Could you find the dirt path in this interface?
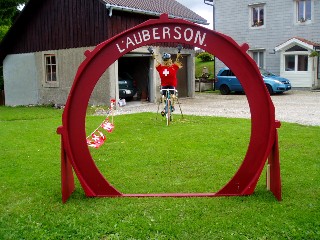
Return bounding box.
[113,90,320,126]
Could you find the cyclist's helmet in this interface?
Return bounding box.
[162,53,171,61]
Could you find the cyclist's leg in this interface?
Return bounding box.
[160,87,166,116]
[169,87,176,112]
[160,88,165,103]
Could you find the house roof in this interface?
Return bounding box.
[102,0,208,25]
[275,37,320,51]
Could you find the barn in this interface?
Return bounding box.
[0,0,208,106]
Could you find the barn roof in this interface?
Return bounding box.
[102,0,208,25]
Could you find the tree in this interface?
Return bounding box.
[0,0,28,90]
[0,0,28,26]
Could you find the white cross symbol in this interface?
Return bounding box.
[163,69,170,76]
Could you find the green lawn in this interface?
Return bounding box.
[0,106,319,239]
[195,57,215,79]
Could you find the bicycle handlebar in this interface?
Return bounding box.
[160,88,178,92]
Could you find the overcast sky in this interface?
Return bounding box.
[175,0,214,29]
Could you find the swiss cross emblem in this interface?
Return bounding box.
[163,69,170,76]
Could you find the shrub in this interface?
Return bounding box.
[197,52,214,62]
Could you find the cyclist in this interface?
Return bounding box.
[155,52,182,94]
[154,52,182,116]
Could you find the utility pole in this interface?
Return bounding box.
[204,0,216,90]
[204,0,215,30]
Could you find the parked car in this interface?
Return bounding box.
[118,72,137,99]
[215,67,292,95]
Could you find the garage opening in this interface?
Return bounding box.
[118,52,189,102]
[118,54,150,101]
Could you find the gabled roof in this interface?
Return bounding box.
[275,37,320,51]
[102,0,208,25]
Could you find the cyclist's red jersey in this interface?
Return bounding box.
[156,63,180,87]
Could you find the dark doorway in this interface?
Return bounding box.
[172,54,188,97]
[0,90,4,105]
[118,56,150,101]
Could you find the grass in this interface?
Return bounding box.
[195,57,215,79]
[0,106,319,239]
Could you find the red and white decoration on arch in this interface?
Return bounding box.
[86,99,116,149]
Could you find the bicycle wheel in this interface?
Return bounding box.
[166,99,171,126]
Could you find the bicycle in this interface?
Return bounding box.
[162,88,176,125]
[157,88,184,126]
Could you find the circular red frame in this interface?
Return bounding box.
[58,14,279,199]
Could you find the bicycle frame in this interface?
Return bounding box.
[161,88,177,126]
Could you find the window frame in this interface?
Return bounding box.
[248,49,265,69]
[249,3,266,29]
[295,0,312,24]
[283,52,309,72]
[252,50,265,69]
[43,52,59,88]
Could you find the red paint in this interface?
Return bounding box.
[57,14,281,202]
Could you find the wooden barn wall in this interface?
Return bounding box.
[8,0,193,55]
[11,0,109,53]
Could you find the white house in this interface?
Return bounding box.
[213,0,320,89]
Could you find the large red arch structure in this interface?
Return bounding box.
[57,14,282,203]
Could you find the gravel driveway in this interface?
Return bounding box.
[114,90,320,126]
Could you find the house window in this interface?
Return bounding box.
[285,54,308,71]
[285,55,295,71]
[43,53,59,87]
[252,51,264,68]
[250,4,265,27]
[296,0,312,23]
[45,54,57,82]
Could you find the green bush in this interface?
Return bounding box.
[309,50,320,57]
[197,52,214,62]
[0,25,10,41]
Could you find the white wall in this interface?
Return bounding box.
[3,53,39,106]
[3,46,195,106]
[35,47,111,106]
[3,47,113,106]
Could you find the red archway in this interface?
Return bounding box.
[57,14,282,203]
